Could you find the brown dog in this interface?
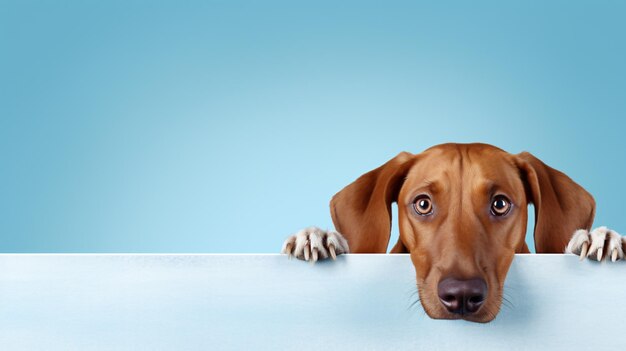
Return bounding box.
[282,143,623,323]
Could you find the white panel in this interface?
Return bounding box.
[0,254,622,350]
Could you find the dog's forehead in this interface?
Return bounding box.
[405,143,518,186]
[422,142,508,158]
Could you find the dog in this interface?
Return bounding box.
[281,143,623,323]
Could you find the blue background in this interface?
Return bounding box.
[1,0,624,253]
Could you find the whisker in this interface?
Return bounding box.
[503,290,515,298]
[501,287,516,310]
[497,291,514,311]
[500,300,513,310]
[408,298,421,310]
[406,279,429,317]
[502,296,514,306]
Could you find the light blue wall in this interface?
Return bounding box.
[1,0,624,252]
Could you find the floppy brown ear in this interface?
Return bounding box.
[330,152,416,253]
[516,152,595,253]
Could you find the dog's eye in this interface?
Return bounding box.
[413,195,433,215]
[491,195,511,216]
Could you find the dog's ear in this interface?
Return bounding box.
[515,152,595,253]
[330,152,416,253]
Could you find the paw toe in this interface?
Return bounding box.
[293,230,310,259]
[326,230,350,254]
[308,230,329,261]
[281,236,296,257]
[281,227,350,262]
[567,227,625,262]
[588,227,610,261]
[565,229,590,257]
[606,229,624,262]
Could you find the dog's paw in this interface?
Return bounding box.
[565,226,624,262]
[281,226,349,263]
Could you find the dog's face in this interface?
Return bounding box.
[398,145,527,322]
[331,143,594,323]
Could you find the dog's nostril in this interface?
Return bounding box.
[468,295,484,304]
[437,277,488,315]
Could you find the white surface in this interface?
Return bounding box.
[0,254,623,350]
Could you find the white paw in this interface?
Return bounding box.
[565,226,624,262]
[281,226,349,263]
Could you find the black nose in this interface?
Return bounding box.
[437,277,487,315]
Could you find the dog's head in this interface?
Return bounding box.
[330,143,594,323]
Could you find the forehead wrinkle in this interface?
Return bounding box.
[457,146,467,206]
[414,179,442,195]
[475,180,496,197]
[475,162,523,201]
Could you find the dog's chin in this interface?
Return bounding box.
[418,292,501,323]
[422,304,500,323]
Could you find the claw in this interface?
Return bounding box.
[328,243,337,260]
[285,243,293,259]
[579,241,589,260]
[597,247,603,261]
[304,242,310,261]
[311,247,318,263]
[612,248,618,262]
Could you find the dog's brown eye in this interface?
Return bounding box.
[413,195,433,215]
[491,195,511,216]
